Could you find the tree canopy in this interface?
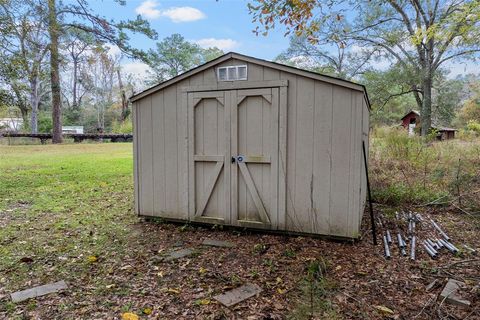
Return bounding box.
[250,0,480,135]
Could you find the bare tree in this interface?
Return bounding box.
[0,0,49,133]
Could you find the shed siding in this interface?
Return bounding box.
[134,58,368,238]
[292,76,315,233]
[329,86,353,236]
[360,98,370,227]
[137,97,154,215]
[312,81,333,235]
[151,91,166,216]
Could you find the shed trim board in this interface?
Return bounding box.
[133,52,370,238]
[181,80,288,92]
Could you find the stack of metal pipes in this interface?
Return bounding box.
[382,211,459,261]
[422,219,459,258]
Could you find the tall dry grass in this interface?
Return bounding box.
[370,127,480,213]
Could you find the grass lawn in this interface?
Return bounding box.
[0,144,136,317]
[0,143,478,319]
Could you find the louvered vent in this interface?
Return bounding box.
[217,65,248,81]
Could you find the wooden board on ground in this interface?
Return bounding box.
[213,283,262,307]
[11,280,68,303]
[164,248,194,261]
[202,239,235,248]
[438,279,471,308]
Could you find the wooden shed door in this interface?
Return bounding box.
[231,88,281,229]
[188,91,231,223]
[188,87,285,229]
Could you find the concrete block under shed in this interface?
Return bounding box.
[11,280,68,303]
[439,279,471,308]
[214,283,262,307]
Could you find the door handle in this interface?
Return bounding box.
[231,157,236,163]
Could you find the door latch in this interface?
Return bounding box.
[231,157,236,163]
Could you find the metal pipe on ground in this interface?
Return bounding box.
[383,235,391,259]
[423,243,437,258]
[397,233,405,248]
[440,239,459,253]
[410,236,416,260]
[446,241,459,252]
[434,239,444,249]
[424,240,438,256]
[431,219,450,241]
[386,230,392,244]
[426,239,439,250]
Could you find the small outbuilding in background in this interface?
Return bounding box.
[401,109,456,140]
[130,52,370,238]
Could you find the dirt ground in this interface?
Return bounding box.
[0,144,478,319]
[3,207,478,319]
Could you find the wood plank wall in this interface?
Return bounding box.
[133,58,369,237]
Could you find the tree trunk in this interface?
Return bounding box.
[48,0,63,143]
[117,68,129,121]
[421,74,432,136]
[72,58,78,109]
[29,77,39,133]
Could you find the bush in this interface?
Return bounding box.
[466,120,480,133]
[111,119,132,134]
[38,112,53,133]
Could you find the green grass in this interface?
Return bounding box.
[0,144,135,306]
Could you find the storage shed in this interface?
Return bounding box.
[130,52,370,238]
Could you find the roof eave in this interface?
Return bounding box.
[130,51,370,110]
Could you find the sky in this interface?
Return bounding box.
[86,0,290,78]
[86,0,477,80]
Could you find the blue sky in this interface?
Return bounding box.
[86,0,476,79]
[88,0,289,63]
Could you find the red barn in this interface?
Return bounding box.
[400,110,456,140]
[401,110,420,135]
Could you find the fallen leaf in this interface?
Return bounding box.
[375,305,394,314]
[143,307,152,315]
[196,299,211,305]
[199,267,207,274]
[120,265,132,270]
[121,312,139,320]
[167,288,180,294]
[87,255,98,263]
[105,284,115,289]
[277,288,286,294]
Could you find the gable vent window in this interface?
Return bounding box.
[217,65,248,81]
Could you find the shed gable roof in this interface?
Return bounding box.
[401,110,421,120]
[130,52,370,108]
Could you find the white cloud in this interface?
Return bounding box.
[195,38,239,51]
[106,45,121,57]
[161,7,206,23]
[122,61,151,79]
[135,0,161,19]
[135,1,206,22]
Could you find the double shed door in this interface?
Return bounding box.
[187,87,286,229]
